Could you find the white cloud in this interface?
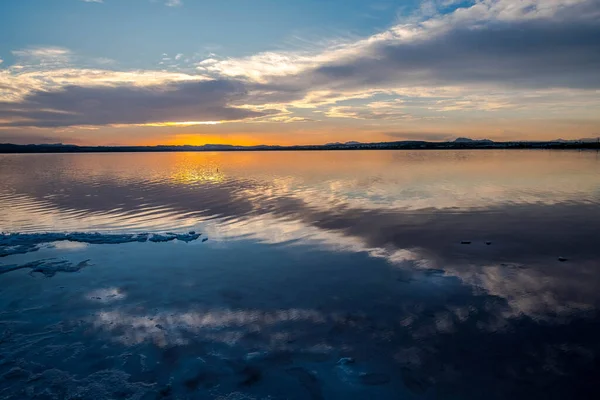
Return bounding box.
[165,0,182,6]
[0,65,210,102]
[81,0,103,3]
[196,0,599,91]
[12,46,73,67]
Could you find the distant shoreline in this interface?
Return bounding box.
[1,140,599,154]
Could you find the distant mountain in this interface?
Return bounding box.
[454,137,494,143]
[325,141,362,146]
[1,139,599,153]
[552,138,599,143]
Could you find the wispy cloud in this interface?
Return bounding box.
[12,46,73,67]
[81,0,103,3]
[165,0,182,7]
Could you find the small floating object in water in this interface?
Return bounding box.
[202,238,208,242]
[337,357,355,365]
[485,241,492,245]
[461,241,471,244]
[558,256,568,262]
[189,231,195,235]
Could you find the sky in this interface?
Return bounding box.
[0,0,599,146]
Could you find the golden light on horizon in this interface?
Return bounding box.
[140,121,223,127]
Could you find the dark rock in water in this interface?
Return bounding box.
[337,357,355,365]
[0,243,40,257]
[359,372,391,385]
[1,367,30,381]
[396,275,413,283]
[239,365,262,386]
[148,234,177,243]
[401,369,429,394]
[485,241,492,245]
[461,241,471,244]
[184,371,220,390]
[188,231,195,235]
[67,232,147,244]
[558,256,568,262]
[173,233,201,242]
[287,367,323,400]
[162,346,187,366]
[0,258,91,277]
[1,231,203,257]
[157,384,172,398]
[425,268,446,275]
[202,238,208,242]
[77,259,92,268]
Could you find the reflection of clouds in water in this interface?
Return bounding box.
[444,261,600,322]
[2,151,599,233]
[1,151,599,398]
[206,213,428,266]
[91,308,333,347]
[237,175,600,213]
[48,241,89,250]
[194,213,600,324]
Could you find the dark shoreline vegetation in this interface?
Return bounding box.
[1,139,600,153]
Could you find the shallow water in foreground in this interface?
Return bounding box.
[1,150,599,399]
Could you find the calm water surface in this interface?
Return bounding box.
[0,150,599,399]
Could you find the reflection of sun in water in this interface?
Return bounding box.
[166,152,229,185]
[170,168,225,184]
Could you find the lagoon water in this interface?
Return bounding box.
[1,150,599,399]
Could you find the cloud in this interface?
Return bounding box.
[2,0,600,133]
[11,47,73,68]
[196,0,600,92]
[165,0,182,6]
[0,132,75,144]
[292,0,600,91]
[324,100,412,120]
[0,64,211,102]
[0,80,269,128]
[186,0,600,128]
[81,0,103,3]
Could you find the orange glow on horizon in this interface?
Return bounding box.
[135,132,351,147]
[156,134,268,147]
